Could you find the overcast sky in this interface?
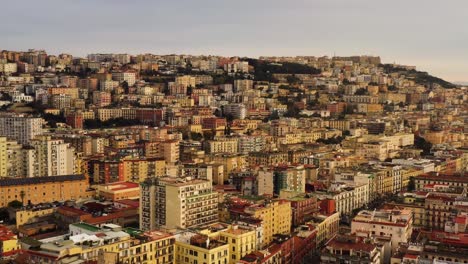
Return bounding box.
[1,0,467,82]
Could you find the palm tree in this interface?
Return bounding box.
[20,190,25,206]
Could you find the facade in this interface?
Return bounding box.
[112,71,136,86]
[122,157,166,182]
[175,231,229,264]
[92,91,112,107]
[0,225,20,259]
[273,165,306,195]
[238,136,265,154]
[25,224,175,264]
[140,177,218,230]
[224,103,247,120]
[205,137,239,154]
[351,209,413,252]
[29,136,76,177]
[96,181,140,201]
[288,196,318,227]
[321,235,381,264]
[15,206,56,228]
[0,174,89,207]
[243,200,292,247]
[311,212,340,248]
[175,75,196,88]
[0,115,44,145]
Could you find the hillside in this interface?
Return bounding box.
[381,64,456,88]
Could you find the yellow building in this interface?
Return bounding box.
[122,157,166,182]
[175,75,196,88]
[48,87,79,99]
[205,138,239,154]
[401,168,424,191]
[25,224,175,264]
[309,212,340,248]
[0,137,7,177]
[0,225,20,258]
[0,175,90,208]
[15,207,56,228]
[190,124,203,133]
[200,223,257,263]
[208,154,247,177]
[244,200,292,247]
[423,131,445,145]
[175,231,229,264]
[369,167,394,197]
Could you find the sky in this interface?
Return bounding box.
[1,0,467,82]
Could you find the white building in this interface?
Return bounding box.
[140,177,218,231]
[112,71,136,86]
[0,115,44,145]
[238,136,266,154]
[12,93,34,103]
[351,209,413,253]
[224,61,249,74]
[234,79,253,92]
[223,103,247,120]
[29,136,76,177]
[257,169,274,196]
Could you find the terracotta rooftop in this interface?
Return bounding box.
[326,239,376,253]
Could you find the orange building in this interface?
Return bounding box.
[96,182,140,201]
[0,175,90,207]
[66,112,84,129]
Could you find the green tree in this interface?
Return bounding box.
[414,135,432,155]
[190,132,203,141]
[286,75,301,85]
[268,110,280,121]
[407,177,416,191]
[8,200,23,209]
[354,88,368,95]
[20,190,26,206]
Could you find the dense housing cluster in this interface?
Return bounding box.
[0,50,467,263]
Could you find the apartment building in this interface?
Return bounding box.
[112,71,136,86]
[29,136,76,177]
[0,115,44,145]
[140,177,218,231]
[309,212,340,248]
[175,75,196,88]
[25,224,174,264]
[243,200,292,247]
[238,136,265,154]
[122,157,166,182]
[273,165,306,195]
[223,103,247,120]
[92,91,112,107]
[204,137,239,154]
[175,231,229,264]
[351,209,413,252]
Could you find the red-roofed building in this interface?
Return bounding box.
[321,235,381,264]
[0,225,20,258]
